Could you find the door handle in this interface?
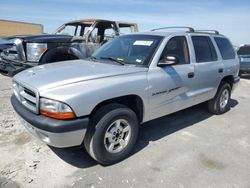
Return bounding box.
[218,68,224,73]
[188,72,194,78]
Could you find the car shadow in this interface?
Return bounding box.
[49,145,96,168]
[229,98,238,108]
[133,99,238,154]
[49,99,239,168]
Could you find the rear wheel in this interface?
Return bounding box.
[84,104,139,165]
[208,82,231,114]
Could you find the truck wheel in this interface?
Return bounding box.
[84,104,139,165]
[208,82,231,114]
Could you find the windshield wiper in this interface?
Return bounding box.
[99,56,125,65]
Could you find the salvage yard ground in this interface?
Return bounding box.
[0,74,250,188]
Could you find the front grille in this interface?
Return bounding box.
[13,81,38,113]
[24,88,36,98]
[0,39,26,62]
[1,46,19,61]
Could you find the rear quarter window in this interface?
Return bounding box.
[214,37,235,60]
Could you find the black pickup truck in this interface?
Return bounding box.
[0,19,138,76]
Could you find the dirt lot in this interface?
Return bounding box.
[0,74,250,188]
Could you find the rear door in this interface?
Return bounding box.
[189,35,223,102]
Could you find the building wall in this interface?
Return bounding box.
[0,20,43,37]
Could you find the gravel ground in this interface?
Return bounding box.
[0,74,250,188]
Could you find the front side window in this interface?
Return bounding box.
[192,36,217,63]
[89,28,99,43]
[104,28,116,41]
[214,37,235,60]
[105,28,115,36]
[160,36,190,64]
[92,34,163,66]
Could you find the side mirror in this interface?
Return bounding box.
[158,56,179,67]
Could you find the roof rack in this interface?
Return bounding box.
[151,27,195,32]
[195,30,219,34]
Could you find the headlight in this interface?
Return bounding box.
[26,43,47,62]
[40,98,75,119]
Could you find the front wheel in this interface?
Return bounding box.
[84,104,139,165]
[208,82,231,114]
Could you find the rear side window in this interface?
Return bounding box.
[192,36,217,63]
[214,37,235,60]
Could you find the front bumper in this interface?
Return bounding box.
[0,58,28,77]
[11,95,89,148]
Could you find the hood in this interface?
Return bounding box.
[14,60,148,92]
[0,38,11,44]
[1,34,73,44]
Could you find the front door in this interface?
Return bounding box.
[147,36,196,121]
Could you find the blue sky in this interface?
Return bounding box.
[0,0,249,45]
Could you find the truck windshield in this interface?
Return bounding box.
[55,23,93,37]
[238,46,250,55]
[92,34,163,66]
[56,25,81,36]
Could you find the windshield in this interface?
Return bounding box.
[92,34,163,66]
[56,25,80,36]
[238,46,250,55]
[55,23,93,36]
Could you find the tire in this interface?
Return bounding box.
[84,104,139,165]
[208,82,231,115]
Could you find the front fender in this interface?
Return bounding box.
[39,46,85,64]
[39,72,150,122]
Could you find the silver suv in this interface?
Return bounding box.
[11,27,240,165]
[237,44,250,75]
